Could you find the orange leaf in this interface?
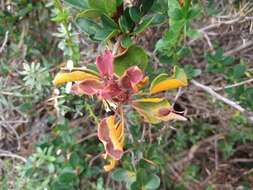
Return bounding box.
[98,114,125,160]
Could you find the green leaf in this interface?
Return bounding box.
[59,169,77,184]
[233,63,246,80]
[88,0,117,15]
[111,168,136,188]
[76,17,101,36]
[140,0,155,14]
[134,16,154,34]
[111,168,129,182]
[184,64,201,79]
[76,17,118,41]
[51,11,69,22]
[121,36,133,48]
[186,29,201,39]
[170,8,184,20]
[167,0,180,17]
[63,0,88,9]
[76,9,102,19]
[119,8,134,33]
[114,45,148,76]
[144,174,160,190]
[101,14,118,29]
[129,6,141,22]
[187,6,201,20]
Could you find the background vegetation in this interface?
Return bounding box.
[0,0,253,189]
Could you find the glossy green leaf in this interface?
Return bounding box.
[144,174,160,190]
[129,6,141,22]
[88,0,117,15]
[112,168,136,188]
[114,45,148,76]
[167,0,181,17]
[63,0,88,10]
[140,0,155,14]
[76,9,102,19]
[76,17,118,41]
[76,17,101,36]
[118,8,134,33]
[121,36,133,48]
[101,14,118,29]
[111,168,129,182]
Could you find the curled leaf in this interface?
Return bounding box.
[53,71,99,86]
[104,158,118,172]
[120,66,144,92]
[132,98,186,124]
[98,114,125,160]
[136,76,149,90]
[150,66,188,94]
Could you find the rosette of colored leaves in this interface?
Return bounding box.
[53,50,187,171]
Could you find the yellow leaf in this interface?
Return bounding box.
[132,98,171,124]
[150,67,188,94]
[150,78,186,94]
[98,113,125,160]
[134,98,164,103]
[135,76,149,91]
[132,98,186,124]
[104,158,118,172]
[53,71,100,86]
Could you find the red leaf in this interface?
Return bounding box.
[71,79,103,96]
[96,50,114,78]
[98,116,124,160]
[120,66,143,91]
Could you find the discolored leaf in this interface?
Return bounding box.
[132,98,186,124]
[96,50,114,78]
[119,66,144,92]
[150,66,187,94]
[71,79,104,96]
[98,114,125,160]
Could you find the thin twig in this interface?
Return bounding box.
[0,30,9,54]
[77,133,97,144]
[0,150,27,163]
[192,80,245,112]
[224,40,253,56]
[213,78,253,91]
[191,80,253,123]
